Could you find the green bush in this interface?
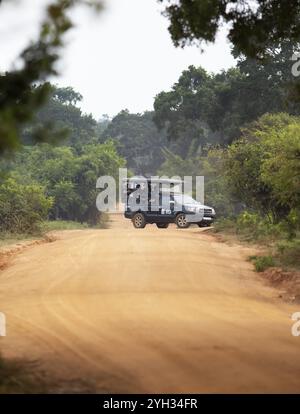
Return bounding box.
[251,255,275,272]
[40,220,89,232]
[279,209,300,240]
[236,212,281,241]
[0,178,53,234]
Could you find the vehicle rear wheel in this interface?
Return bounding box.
[176,213,190,229]
[132,213,146,229]
[156,223,169,229]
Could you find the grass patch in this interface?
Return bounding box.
[0,221,88,248]
[213,218,237,234]
[40,220,89,232]
[0,356,47,394]
[41,216,111,232]
[0,232,37,248]
[0,355,95,393]
[0,217,110,249]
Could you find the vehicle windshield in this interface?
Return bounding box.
[174,194,198,205]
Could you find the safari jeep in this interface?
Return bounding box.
[122,177,216,229]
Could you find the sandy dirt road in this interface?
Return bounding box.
[0,214,300,393]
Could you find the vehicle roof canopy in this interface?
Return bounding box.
[122,177,183,185]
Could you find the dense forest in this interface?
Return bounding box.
[0,85,125,233]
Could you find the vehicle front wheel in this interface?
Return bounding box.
[175,213,190,229]
[156,223,169,229]
[132,213,146,229]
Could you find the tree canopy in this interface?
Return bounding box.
[160,0,300,59]
[154,42,300,146]
[21,84,97,149]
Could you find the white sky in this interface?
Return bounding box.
[0,0,236,119]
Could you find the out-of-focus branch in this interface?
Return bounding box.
[0,0,102,154]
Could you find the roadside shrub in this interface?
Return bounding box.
[0,178,53,234]
[225,114,300,224]
[279,209,300,240]
[250,256,275,272]
[236,212,281,241]
[276,239,300,268]
[236,212,260,232]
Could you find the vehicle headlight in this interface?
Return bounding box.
[211,208,216,215]
[186,206,197,213]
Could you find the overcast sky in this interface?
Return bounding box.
[1,0,235,119]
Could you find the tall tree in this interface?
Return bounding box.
[102,110,167,175]
[153,66,222,147]
[22,84,97,150]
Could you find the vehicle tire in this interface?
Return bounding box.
[175,213,190,229]
[156,223,169,229]
[132,212,146,229]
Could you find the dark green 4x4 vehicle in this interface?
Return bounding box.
[122,178,216,229]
